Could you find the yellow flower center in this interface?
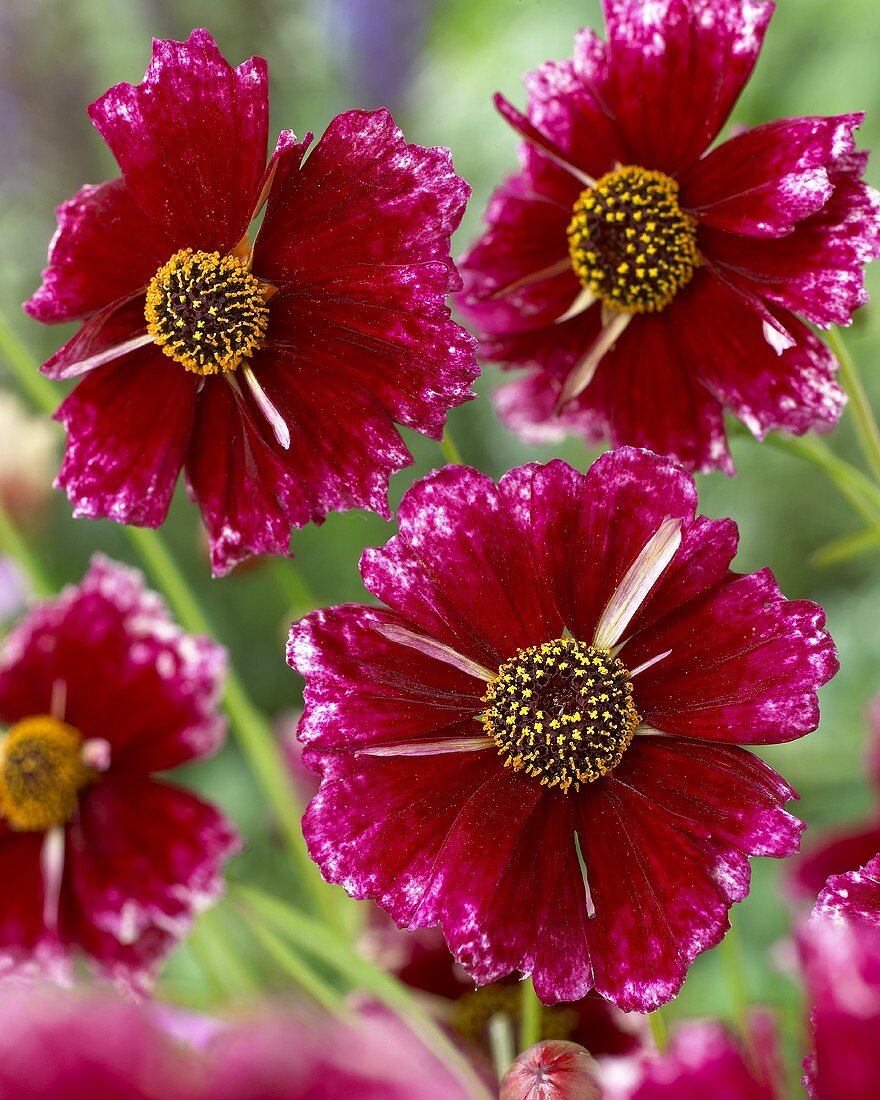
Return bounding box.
[0,715,90,831]
[567,165,699,313]
[482,638,640,793]
[145,249,271,376]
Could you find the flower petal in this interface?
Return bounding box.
[602,0,774,174]
[627,568,838,744]
[793,827,880,903]
[0,827,54,975]
[681,115,862,238]
[24,179,177,324]
[55,349,197,527]
[88,30,268,252]
[813,856,880,925]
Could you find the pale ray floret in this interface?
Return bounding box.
[357,736,493,758]
[593,517,682,652]
[370,621,494,681]
[233,366,291,450]
[488,258,572,301]
[555,285,598,325]
[60,332,155,379]
[629,648,674,678]
[555,310,631,409]
[40,826,66,935]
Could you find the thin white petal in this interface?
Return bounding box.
[357,736,492,758]
[573,831,595,919]
[555,286,597,325]
[593,517,682,651]
[50,679,67,721]
[634,725,669,737]
[41,827,65,934]
[556,311,631,409]
[82,737,112,772]
[370,621,494,682]
[63,333,154,377]
[240,365,290,450]
[629,649,673,678]
[488,258,571,300]
[762,318,796,355]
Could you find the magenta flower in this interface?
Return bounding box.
[0,555,238,989]
[26,30,477,576]
[790,699,880,901]
[458,0,880,472]
[288,447,836,1010]
[802,858,880,1098]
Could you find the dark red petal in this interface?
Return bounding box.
[62,778,239,987]
[602,0,773,175]
[629,568,838,744]
[676,273,845,437]
[288,603,486,757]
[360,465,563,671]
[88,30,268,252]
[39,297,147,382]
[25,179,177,325]
[681,115,862,237]
[0,828,51,969]
[55,350,197,528]
[185,359,411,577]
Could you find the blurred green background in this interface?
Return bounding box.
[1,0,879,1080]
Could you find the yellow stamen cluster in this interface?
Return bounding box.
[0,715,90,832]
[482,638,639,793]
[567,165,699,314]
[452,984,577,1046]
[145,249,271,376]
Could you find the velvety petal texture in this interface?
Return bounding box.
[289,450,835,1009]
[0,555,238,988]
[26,32,477,576]
[459,0,880,471]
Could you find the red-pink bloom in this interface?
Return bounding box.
[501,1040,602,1100]
[801,857,880,1098]
[790,699,880,901]
[26,30,477,576]
[458,0,880,473]
[288,447,836,1010]
[0,555,238,989]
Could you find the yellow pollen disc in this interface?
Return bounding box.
[482,638,640,794]
[452,984,577,1046]
[0,715,90,831]
[566,165,699,314]
[145,248,272,376]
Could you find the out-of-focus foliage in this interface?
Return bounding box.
[1,0,879,1065]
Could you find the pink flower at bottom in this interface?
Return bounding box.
[0,555,239,989]
[288,447,837,1010]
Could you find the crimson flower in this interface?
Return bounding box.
[288,447,836,1010]
[0,555,238,989]
[458,0,880,472]
[26,30,477,576]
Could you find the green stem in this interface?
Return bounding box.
[519,977,542,1051]
[648,1007,669,1053]
[810,526,880,568]
[440,426,464,466]
[268,557,318,619]
[829,326,880,485]
[0,497,53,596]
[720,924,749,1038]
[242,913,345,1013]
[236,885,493,1100]
[0,314,58,413]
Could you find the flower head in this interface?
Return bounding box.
[0,555,238,989]
[26,30,477,576]
[500,1040,602,1100]
[459,0,880,472]
[288,447,837,1009]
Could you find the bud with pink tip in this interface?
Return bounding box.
[500,1041,602,1100]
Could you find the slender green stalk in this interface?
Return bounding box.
[648,1007,669,1053]
[519,977,542,1051]
[0,497,52,596]
[488,1014,516,1084]
[0,314,58,413]
[243,913,345,1013]
[811,526,880,568]
[720,924,750,1038]
[440,426,464,466]
[236,885,493,1100]
[186,916,249,1001]
[193,907,260,999]
[268,557,318,619]
[829,326,880,485]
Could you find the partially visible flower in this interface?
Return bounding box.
[801,858,880,1098]
[0,554,239,989]
[26,30,477,576]
[289,447,836,1010]
[599,1016,782,1099]
[0,557,30,624]
[790,700,880,901]
[458,0,880,472]
[500,1040,602,1100]
[0,986,202,1098]
[0,389,57,531]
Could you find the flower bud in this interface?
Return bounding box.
[500,1040,602,1100]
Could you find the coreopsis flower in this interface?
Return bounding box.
[0,555,238,988]
[790,699,880,901]
[802,858,880,1098]
[26,30,477,576]
[288,447,836,1010]
[458,0,880,472]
